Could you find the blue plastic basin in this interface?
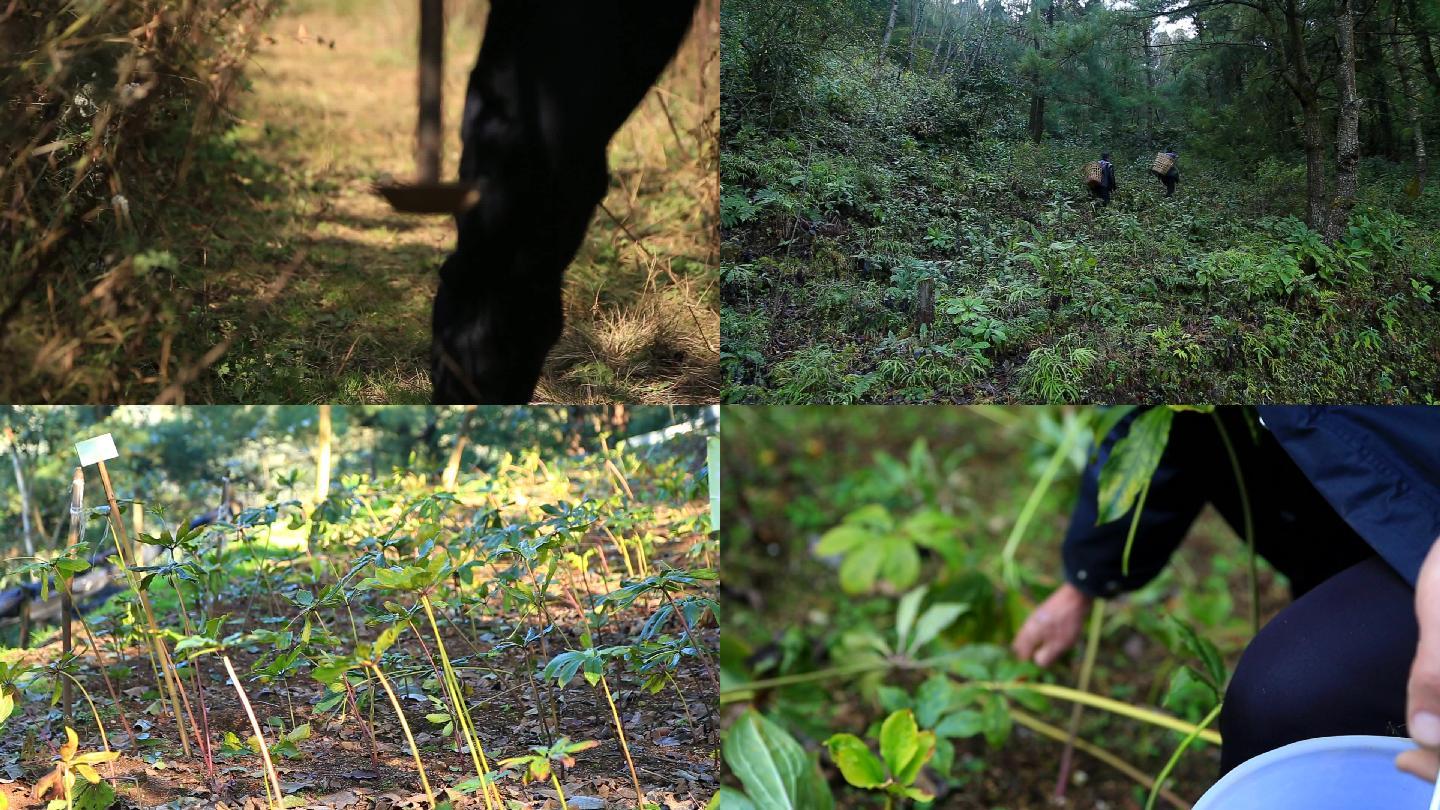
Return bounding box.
[1194,736,1433,809]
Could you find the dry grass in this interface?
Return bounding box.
[0,0,283,402]
[1,0,719,403]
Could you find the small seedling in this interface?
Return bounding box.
[825,710,937,808]
[498,737,600,810]
[32,727,120,810]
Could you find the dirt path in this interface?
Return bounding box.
[199,0,718,403]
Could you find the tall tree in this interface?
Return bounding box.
[878,0,902,77]
[1278,0,1329,230]
[1392,4,1430,190]
[929,0,953,76]
[1026,0,1056,143]
[1326,0,1362,243]
[1405,0,1440,90]
[908,0,925,70]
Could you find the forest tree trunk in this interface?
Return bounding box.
[1140,21,1157,143]
[1406,0,1440,90]
[877,0,901,79]
[1028,1,1054,144]
[907,0,923,71]
[1282,0,1327,231]
[929,0,951,77]
[1325,0,1361,244]
[316,404,332,505]
[1302,99,1327,232]
[6,429,34,556]
[1363,28,1395,157]
[940,29,960,75]
[1393,9,1430,190]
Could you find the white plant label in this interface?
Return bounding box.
[708,436,720,532]
[75,434,119,466]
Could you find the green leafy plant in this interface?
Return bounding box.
[31,728,119,810]
[824,710,936,807]
[498,737,600,810]
[713,710,832,810]
[814,505,961,593]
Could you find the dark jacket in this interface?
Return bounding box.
[1100,160,1116,190]
[1063,407,1440,598]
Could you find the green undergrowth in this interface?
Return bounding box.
[721,57,1440,404]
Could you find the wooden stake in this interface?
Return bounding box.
[94,460,194,756]
[417,0,444,184]
[61,468,82,724]
[915,278,936,329]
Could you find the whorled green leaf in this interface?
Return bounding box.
[893,730,936,787]
[894,587,927,652]
[881,540,921,593]
[981,695,1013,748]
[1096,406,1174,524]
[913,674,954,729]
[1166,616,1228,688]
[878,710,919,779]
[838,541,886,594]
[1164,664,1219,716]
[824,733,887,789]
[710,786,753,810]
[814,524,869,556]
[906,603,968,655]
[725,710,833,810]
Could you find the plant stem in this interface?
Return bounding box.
[223,654,284,810]
[1002,417,1079,587]
[55,670,110,755]
[1120,477,1152,577]
[1010,707,1192,810]
[1055,597,1105,798]
[666,672,699,732]
[985,681,1222,745]
[1145,701,1223,810]
[1211,411,1258,634]
[659,586,717,688]
[73,610,131,740]
[599,673,645,809]
[420,595,501,810]
[344,680,380,769]
[717,655,1222,744]
[551,772,570,810]
[367,661,436,808]
[603,525,635,579]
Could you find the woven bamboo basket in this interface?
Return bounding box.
[1083,161,1103,188]
[1151,152,1175,175]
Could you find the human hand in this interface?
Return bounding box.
[1012,582,1094,668]
[1398,537,1440,782]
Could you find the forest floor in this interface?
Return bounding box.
[721,120,1440,404]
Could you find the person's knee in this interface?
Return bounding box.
[1219,620,1319,772]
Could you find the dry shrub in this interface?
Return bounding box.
[0,0,281,401]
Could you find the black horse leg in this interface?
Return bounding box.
[431,0,700,403]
